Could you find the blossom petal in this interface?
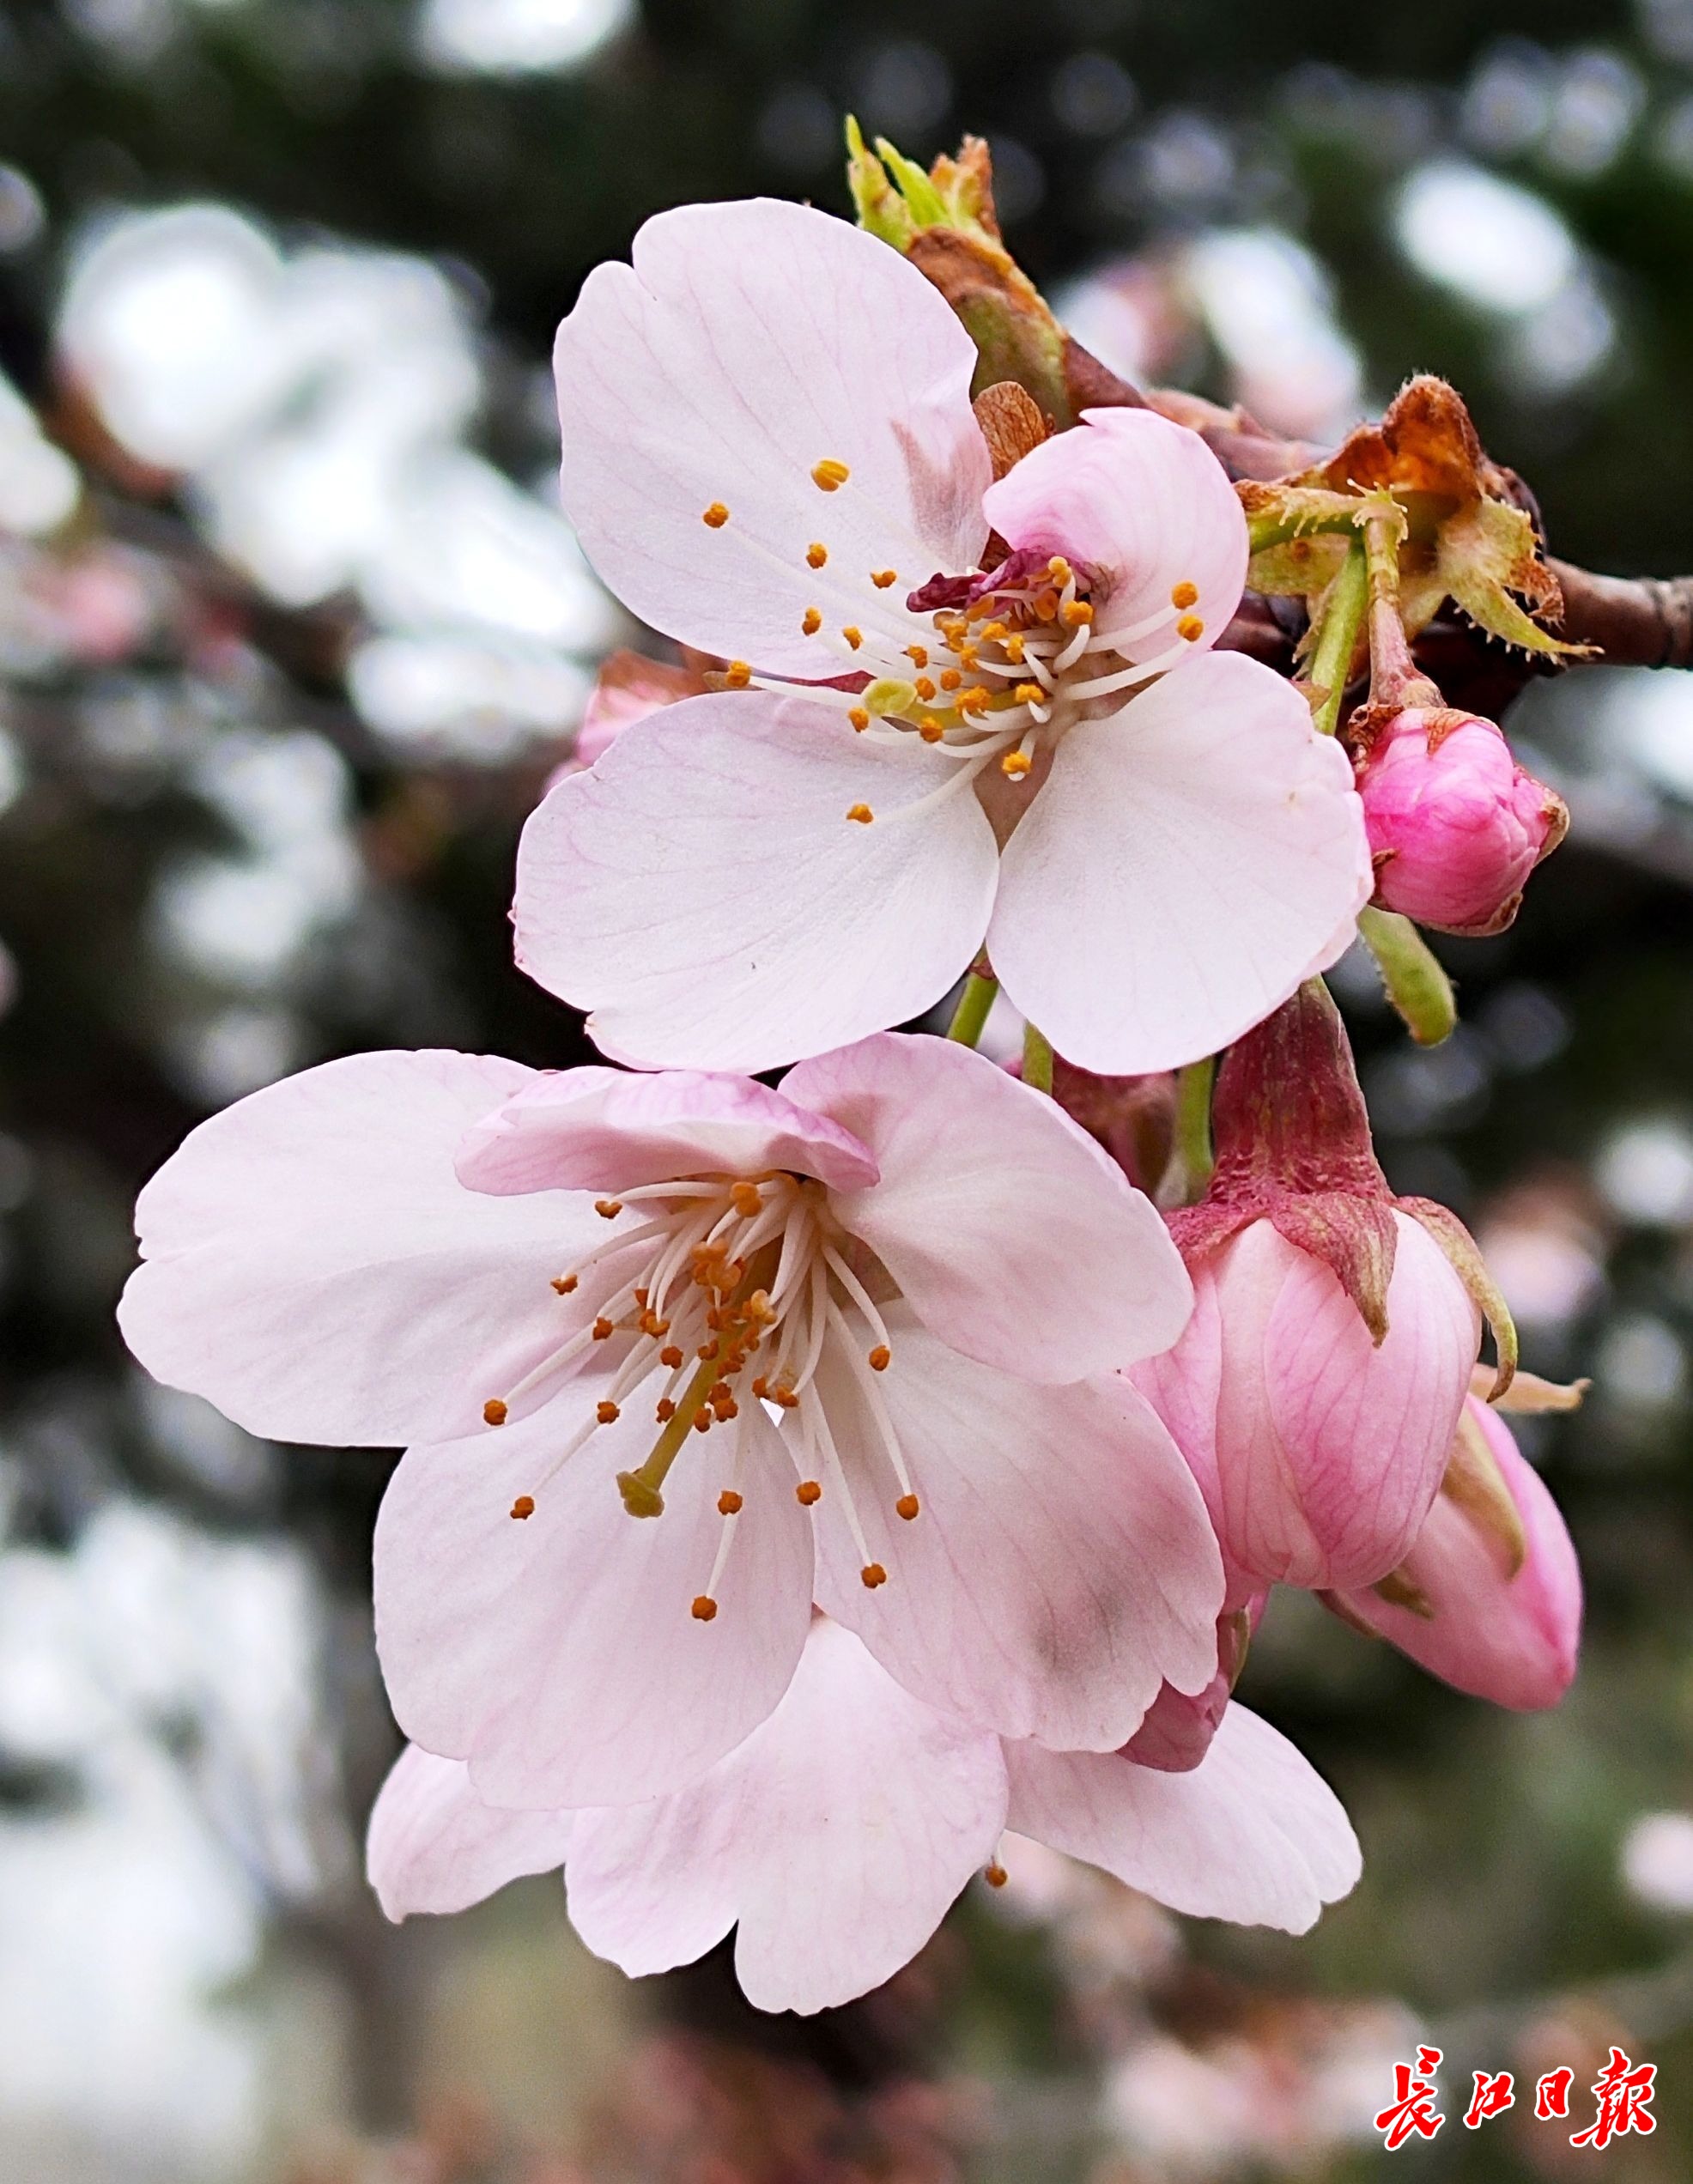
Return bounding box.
[457,1065,878,1197]
[118,1049,592,1446]
[981,408,1246,656]
[514,693,998,1071]
[566,1619,1007,2015]
[1004,1702,1361,1932]
[374,1392,813,1807]
[555,197,989,676]
[987,652,1371,1073]
[810,1317,1223,1750]
[784,1032,1190,1380]
[367,1744,573,1919]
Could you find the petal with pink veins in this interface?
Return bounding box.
[982,408,1247,658]
[514,692,998,1072]
[1004,1702,1361,1932]
[117,1050,593,1447]
[810,1316,1223,1750]
[555,198,989,676]
[457,1065,878,1198]
[564,1618,1008,2015]
[785,1032,1190,1380]
[367,1744,574,1919]
[374,1393,813,1809]
[987,652,1372,1074]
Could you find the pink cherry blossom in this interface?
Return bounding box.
[1134,1211,1480,1596]
[119,1031,1223,1808]
[513,197,1372,1077]
[368,1617,1361,2017]
[1331,1395,1581,1709]
[1356,707,1568,936]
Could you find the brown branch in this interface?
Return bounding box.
[1548,559,1693,670]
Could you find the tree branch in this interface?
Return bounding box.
[1548,559,1693,670]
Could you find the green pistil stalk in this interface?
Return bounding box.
[616,1353,721,1518]
[1022,1022,1055,1095]
[946,971,998,1048]
[1359,907,1457,1047]
[1169,1054,1217,1204]
[1306,541,1369,739]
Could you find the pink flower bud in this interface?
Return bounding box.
[1328,1396,1581,1709]
[1356,707,1567,936]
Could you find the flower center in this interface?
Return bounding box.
[479,1170,920,1620]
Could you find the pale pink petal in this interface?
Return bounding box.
[566,1619,1007,2014]
[783,1032,1190,1380]
[1334,1398,1581,1709]
[986,652,1372,1073]
[982,408,1246,656]
[1004,1702,1361,1932]
[118,1050,594,1446]
[1204,1215,1479,1591]
[810,1317,1223,1750]
[373,1393,812,1807]
[367,1744,573,1919]
[514,692,998,1071]
[457,1066,877,1198]
[555,198,989,676]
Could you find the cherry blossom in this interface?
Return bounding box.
[513,197,1372,1077]
[368,1617,1361,2016]
[118,1031,1222,1809]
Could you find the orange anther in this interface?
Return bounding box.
[811,458,850,491]
[707,1381,732,1405]
[1014,682,1045,706]
[896,1493,920,1520]
[1033,588,1059,622]
[597,1400,620,1425]
[592,1317,615,1340]
[510,1495,535,1520]
[871,568,898,589]
[985,1862,1008,1888]
[1060,599,1095,628]
[1177,614,1205,642]
[660,1344,684,1368]
[842,625,863,650]
[913,676,937,700]
[714,1396,739,1420]
[796,1480,822,1507]
[655,1398,677,1422]
[846,803,874,824]
[977,620,1007,642]
[698,1340,719,1361]
[691,1595,719,1621]
[751,1374,769,1398]
[773,1386,800,1410]
[1001,750,1033,779]
[552,1273,578,1295]
[847,707,870,731]
[806,542,828,568]
[905,644,929,668]
[725,660,752,689]
[594,1198,622,1219]
[731,1180,762,1216]
[482,1398,508,1427]
[919,718,944,742]
[692,1410,713,1433]
[861,1562,888,1589]
[719,1488,743,1515]
[939,667,962,691]
[869,1344,891,1371]
[802,606,822,634]
[701,502,730,528]
[1004,633,1026,664]
[1171,579,1200,609]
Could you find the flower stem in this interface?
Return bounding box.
[1359,907,1457,1047]
[1170,1054,1216,1204]
[1022,1022,1055,1094]
[1307,541,1368,739]
[945,971,998,1049]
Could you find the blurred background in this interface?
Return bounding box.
[1,0,1691,2177]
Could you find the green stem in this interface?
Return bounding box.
[945,971,998,1049]
[1359,907,1457,1047]
[1247,508,1362,555]
[1022,1022,1055,1095]
[1172,1055,1217,1202]
[1307,541,1368,739]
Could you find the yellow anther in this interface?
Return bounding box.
[597,1400,621,1425]
[812,458,851,491]
[1047,555,1072,584]
[842,625,863,650]
[939,667,962,691]
[1177,614,1206,642]
[796,1479,822,1507]
[719,1489,743,1515]
[871,568,898,588]
[919,717,944,742]
[869,1344,891,1372]
[691,1595,719,1622]
[731,1180,762,1216]
[655,1397,677,1422]
[1033,588,1059,622]
[861,1562,889,1589]
[958,687,992,714]
[985,1862,1008,1889]
[701,502,730,528]
[977,620,1008,642]
[1060,599,1095,628]
[846,803,874,824]
[510,1495,535,1520]
[746,1289,777,1324]
[1171,579,1200,609]
[913,676,936,700]
[725,660,752,689]
[552,1273,578,1295]
[905,643,929,668]
[483,1398,508,1427]
[802,606,822,635]
[659,1344,683,1368]
[1014,682,1045,706]
[1004,633,1027,664]
[807,542,828,568]
[847,707,870,731]
[594,1198,622,1219]
[592,1316,615,1340]
[896,1493,920,1521]
[1001,750,1033,780]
